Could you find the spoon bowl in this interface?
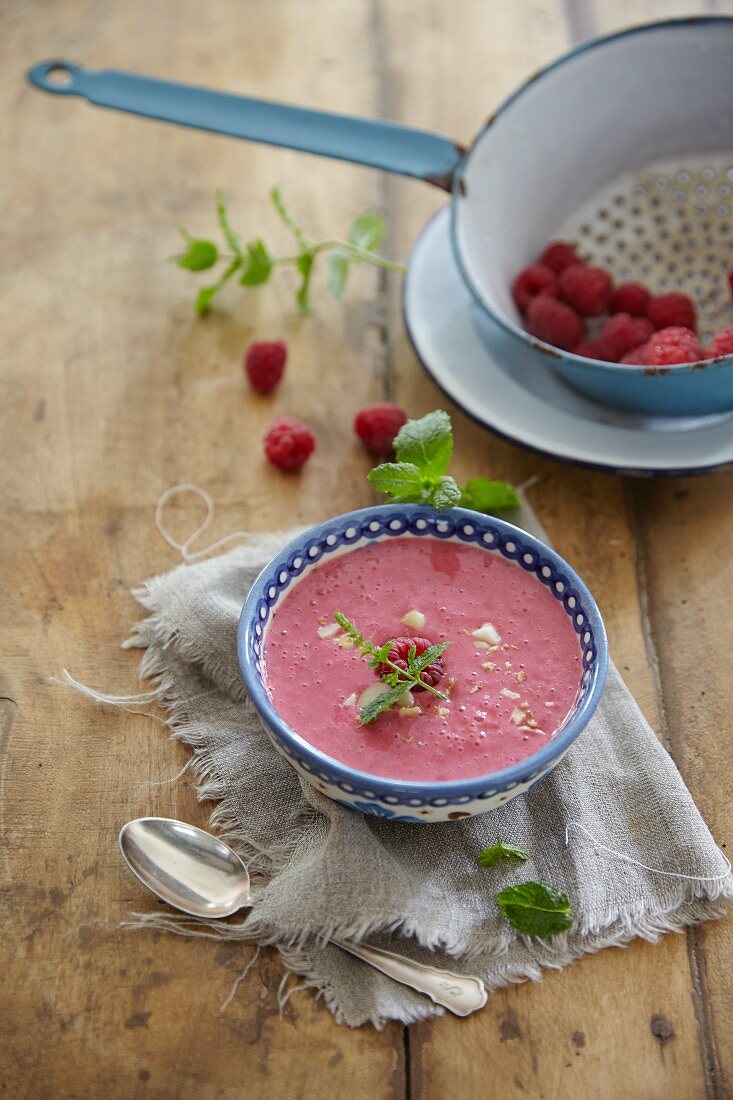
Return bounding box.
[119,817,252,918]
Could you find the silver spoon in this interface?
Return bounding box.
[119,817,487,1017]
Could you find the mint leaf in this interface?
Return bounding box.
[349,212,386,253]
[178,237,219,271]
[394,410,453,478]
[215,192,243,257]
[367,462,423,498]
[430,475,461,509]
[496,882,573,938]
[461,478,520,514]
[327,251,350,299]
[359,683,410,725]
[295,252,315,314]
[240,239,273,286]
[271,185,311,251]
[477,839,531,868]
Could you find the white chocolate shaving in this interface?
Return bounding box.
[472,622,501,645]
[318,622,341,640]
[341,692,357,708]
[335,634,355,650]
[510,707,525,725]
[358,683,393,708]
[401,608,426,630]
[501,688,521,700]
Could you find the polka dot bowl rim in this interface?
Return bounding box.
[236,505,608,803]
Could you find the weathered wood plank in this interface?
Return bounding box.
[377,0,713,1095]
[0,0,404,1096]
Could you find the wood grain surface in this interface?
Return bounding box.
[1,1,731,1097]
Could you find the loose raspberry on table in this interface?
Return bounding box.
[244,340,288,394]
[608,282,651,317]
[558,264,613,316]
[526,295,584,351]
[620,344,649,365]
[511,263,558,312]
[375,637,444,691]
[597,313,640,361]
[706,327,733,359]
[538,241,582,274]
[354,403,407,456]
[643,327,703,367]
[572,338,608,361]
[263,416,316,472]
[646,293,696,332]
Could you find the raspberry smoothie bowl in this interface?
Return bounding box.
[237,505,607,822]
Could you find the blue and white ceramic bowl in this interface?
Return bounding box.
[237,505,608,823]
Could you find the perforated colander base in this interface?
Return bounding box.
[556,154,733,343]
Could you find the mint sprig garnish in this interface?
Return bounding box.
[477,838,531,868]
[334,611,450,724]
[496,882,573,938]
[175,188,406,316]
[367,411,519,515]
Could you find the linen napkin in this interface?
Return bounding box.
[124,500,732,1027]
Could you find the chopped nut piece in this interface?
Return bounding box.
[336,634,355,650]
[398,706,422,718]
[515,671,528,683]
[525,719,540,729]
[481,661,498,672]
[434,706,450,718]
[501,688,521,700]
[469,683,483,695]
[402,735,414,744]
[504,661,513,669]
[510,707,525,725]
[317,622,341,640]
[472,622,501,645]
[397,689,415,708]
[544,701,555,708]
[341,692,357,708]
[443,677,456,697]
[401,608,426,630]
[474,641,490,650]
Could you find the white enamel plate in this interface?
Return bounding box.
[403,208,733,476]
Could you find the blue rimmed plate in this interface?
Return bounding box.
[403,208,733,477]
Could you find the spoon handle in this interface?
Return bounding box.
[332,938,487,1017]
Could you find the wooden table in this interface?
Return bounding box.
[3,1,733,1096]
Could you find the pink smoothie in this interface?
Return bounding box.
[263,538,582,781]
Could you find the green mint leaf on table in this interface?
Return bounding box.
[296,252,316,314]
[496,881,573,938]
[177,234,219,271]
[393,410,453,478]
[195,259,242,315]
[327,251,350,299]
[460,478,520,514]
[239,239,273,286]
[216,191,244,257]
[270,185,311,252]
[349,212,386,253]
[430,475,461,509]
[477,839,531,868]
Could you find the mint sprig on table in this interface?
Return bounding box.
[175,188,406,316]
[333,611,450,725]
[368,410,520,515]
[477,841,573,938]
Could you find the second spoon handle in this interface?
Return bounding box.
[332,938,487,1017]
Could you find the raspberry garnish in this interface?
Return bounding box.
[538,241,582,274]
[353,403,407,456]
[244,340,288,394]
[642,327,703,367]
[558,264,613,317]
[511,264,558,313]
[608,282,651,317]
[706,327,733,359]
[527,295,584,351]
[646,293,696,332]
[263,416,316,472]
[375,636,444,691]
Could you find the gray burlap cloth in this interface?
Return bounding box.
[124,500,732,1027]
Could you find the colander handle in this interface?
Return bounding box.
[27,61,464,191]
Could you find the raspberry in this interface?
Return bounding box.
[538,241,582,274]
[706,327,733,359]
[572,338,608,361]
[620,344,649,365]
[728,270,733,301]
[608,282,651,317]
[353,403,407,456]
[559,264,613,316]
[511,263,558,312]
[646,293,696,332]
[642,327,703,367]
[263,416,315,472]
[375,637,444,691]
[597,313,640,361]
[630,317,654,345]
[526,295,583,351]
[244,340,288,394]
